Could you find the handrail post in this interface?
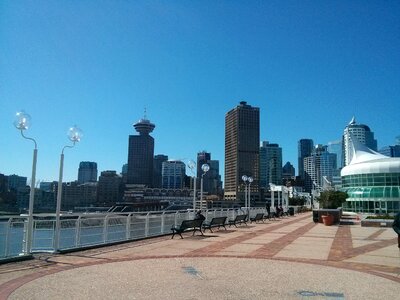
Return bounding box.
[161,212,165,234]
[75,216,81,248]
[5,218,11,257]
[145,213,150,237]
[103,215,109,243]
[126,213,131,240]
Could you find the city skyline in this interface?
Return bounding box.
[1,1,399,183]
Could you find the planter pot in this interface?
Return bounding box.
[322,215,334,226]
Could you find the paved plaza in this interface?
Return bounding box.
[0,213,399,299]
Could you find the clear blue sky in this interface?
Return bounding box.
[1,1,399,184]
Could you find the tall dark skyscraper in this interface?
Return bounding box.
[259,141,282,186]
[78,161,98,184]
[282,162,295,180]
[153,154,168,188]
[196,151,211,178]
[127,116,155,186]
[298,139,314,180]
[197,151,222,195]
[224,101,260,201]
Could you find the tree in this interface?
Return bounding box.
[317,190,347,209]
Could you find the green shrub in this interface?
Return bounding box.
[317,191,347,209]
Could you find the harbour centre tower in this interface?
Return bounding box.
[127,116,155,186]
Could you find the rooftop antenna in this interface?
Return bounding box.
[144,107,147,120]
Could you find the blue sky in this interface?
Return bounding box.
[1,1,399,184]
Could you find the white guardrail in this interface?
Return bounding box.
[0,207,258,260]
[0,206,302,261]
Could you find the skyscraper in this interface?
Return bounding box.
[327,140,342,169]
[127,115,155,186]
[304,145,337,192]
[224,101,259,201]
[77,161,98,184]
[162,160,186,189]
[342,117,377,166]
[379,144,400,158]
[282,162,295,180]
[97,170,123,207]
[197,151,222,195]
[298,139,314,180]
[259,141,282,187]
[153,154,168,188]
[197,151,211,178]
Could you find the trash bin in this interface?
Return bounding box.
[312,210,319,223]
[289,207,294,216]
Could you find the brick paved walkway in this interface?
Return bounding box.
[0,213,399,299]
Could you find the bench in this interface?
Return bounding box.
[228,214,248,227]
[250,213,264,223]
[263,212,276,221]
[171,219,204,239]
[202,216,227,232]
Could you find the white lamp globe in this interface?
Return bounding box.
[14,111,31,130]
[68,125,83,143]
[201,163,210,173]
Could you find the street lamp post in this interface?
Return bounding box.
[241,175,253,217]
[200,164,210,211]
[187,160,197,210]
[54,126,82,251]
[241,175,248,208]
[14,111,37,254]
[248,176,253,209]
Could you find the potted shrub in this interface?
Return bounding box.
[321,214,334,226]
[318,190,347,209]
[316,191,348,226]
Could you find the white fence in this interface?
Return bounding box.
[1,207,268,260]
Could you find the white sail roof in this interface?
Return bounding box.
[341,134,400,176]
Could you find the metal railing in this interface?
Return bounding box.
[1,207,268,261]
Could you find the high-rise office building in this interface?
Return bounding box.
[153,154,168,188]
[39,181,55,192]
[127,116,155,186]
[97,171,123,207]
[259,141,282,187]
[162,160,186,189]
[224,101,259,201]
[197,151,222,195]
[7,174,27,190]
[304,145,337,192]
[77,161,98,184]
[342,117,377,166]
[327,140,342,169]
[0,174,7,194]
[282,162,295,180]
[207,160,223,196]
[61,181,97,210]
[197,151,211,177]
[121,163,128,183]
[298,139,314,180]
[379,145,400,158]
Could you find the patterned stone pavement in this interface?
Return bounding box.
[0,212,399,299]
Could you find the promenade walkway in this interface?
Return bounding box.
[0,213,399,299]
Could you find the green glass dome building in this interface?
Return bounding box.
[341,136,400,214]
